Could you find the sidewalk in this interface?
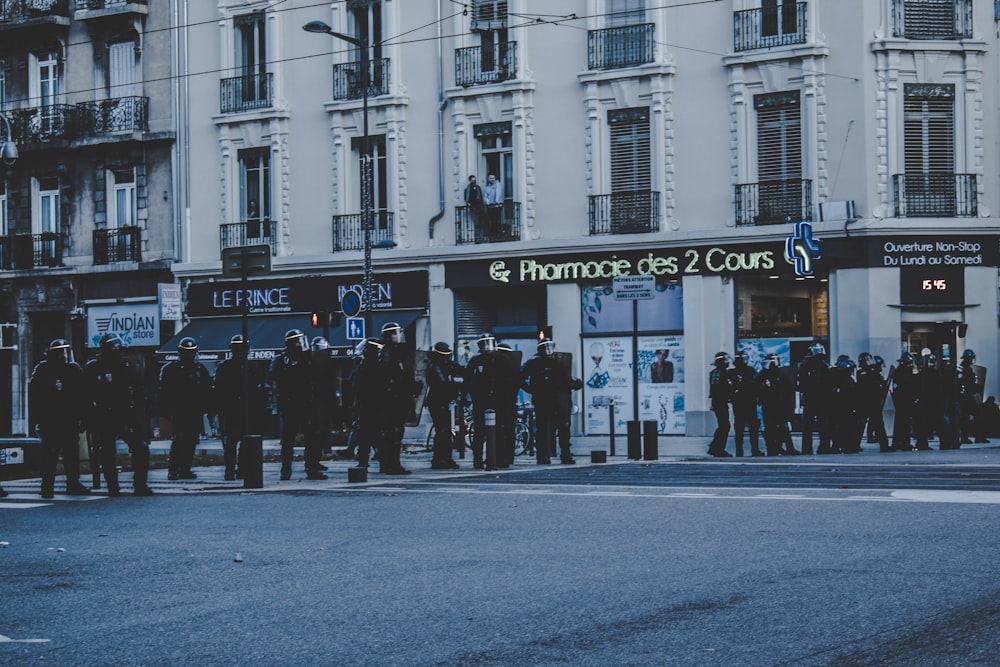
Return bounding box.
[5,434,1000,497]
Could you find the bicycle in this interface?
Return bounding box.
[424,402,535,457]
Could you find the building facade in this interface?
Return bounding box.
[0,0,179,435]
[170,0,1000,437]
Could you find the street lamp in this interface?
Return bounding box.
[0,113,18,166]
[303,20,377,338]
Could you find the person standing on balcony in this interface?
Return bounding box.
[463,175,485,243]
[483,174,503,240]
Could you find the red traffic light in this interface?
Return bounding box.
[311,311,323,327]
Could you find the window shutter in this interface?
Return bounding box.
[608,0,645,27]
[755,91,801,181]
[455,294,496,337]
[108,42,135,98]
[609,107,650,193]
[904,84,954,175]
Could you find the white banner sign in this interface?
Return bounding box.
[87,304,160,348]
[158,283,182,321]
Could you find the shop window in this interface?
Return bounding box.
[735,276,828,370]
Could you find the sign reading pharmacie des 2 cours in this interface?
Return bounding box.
[450,241,795,288]
[185,270,429,317]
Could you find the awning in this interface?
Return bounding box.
[157,310,423,361]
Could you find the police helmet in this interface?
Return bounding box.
[178,336,198,362]
[898,351,914,366]
[713,351,732,367]
[311,336,329,352]
[230,334,249,356]
[284,329,307,353]
[47,338,72,364]
[809,342,826,358]
[872,355,886,371]
[354,336,382,362]
[836,357,856,372]
[432,341,452,356]
[380,321,403,345]
[537,337,556,356]
[99,333,124,355]
[858,352,873,369]
[764,353,780,369]
[477,332,497,353]
[962,349,976,363]
[924,352,938,369]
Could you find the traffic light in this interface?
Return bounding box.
[311,311,325,328]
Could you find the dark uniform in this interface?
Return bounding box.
[308,337,335,465]
[30,339,90,498]
[214,335,266,480]
[159,337,213,480]
[730,353,762,457]
[890,352,919,451]
[467,333,514,470]
[855,353,890,452]
[426,342,463,469]
[85,334,153,496]
[958,350,987,444]
[754,354,796,456]
[797,344,831,455]
[351,337,383,469]
[522,338,582,465]
[378,322,417,475]
[270,329,324,480]
[829,357,860,453]
[707,352,733,457]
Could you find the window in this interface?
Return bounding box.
[108,168,136,229]
[608,0,644,27]
[904,84,954,178]
[108,41,136,99]
[30,51,61,136]
[761,0,798,38]
[350,0,384,60]
[0,180,6,236]
[35,177,59,235]
[235,12,267,104]
[471,0,507,30]
[609,108,651,195]
[239,148,270,225]
[476,122,513,201]
[754,90,806,224]
[351,134,389,216]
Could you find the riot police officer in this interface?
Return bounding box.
[754,354,796,456]
[829,356,860,453]
[856,352,890,452]
[378,322,416,475]
[30,339,90,498]
[214,334,262,481]
[522,337,582,465]
[85,333,153,496]
[730,352,762,457]
[958,349,987,444]
[426,341,464,469]
[270,329,325,480]
[159,337,213,480]
[890,351,919,451]
[467,332,511,469]
[707,352,733,457]
[352,337,383,469]
[797,342,831,455]
[309,336,335,464]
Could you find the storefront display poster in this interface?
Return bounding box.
[582,336,634,435]
[736,337,791,370]
[637,335,685,434]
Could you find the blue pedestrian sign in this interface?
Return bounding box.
[346,317,365,341]
[340,289,363,318]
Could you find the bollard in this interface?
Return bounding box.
[642,421,658,460]
[347,466,368,483]
[590,450,607,463]
[242,435,263,489]
[608,401,616,457]
[627,421,641,460]
[484,409,497,471]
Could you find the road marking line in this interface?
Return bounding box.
[586,491,634,496]
[891,490,1000,504]
[0,634,50,643]
[2,493,105,502]
[0,502,52,509]
[756,494,806,498]
[668,493,718,497]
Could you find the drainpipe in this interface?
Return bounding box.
[427,0,447,240]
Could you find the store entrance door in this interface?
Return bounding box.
[901,321,963,362]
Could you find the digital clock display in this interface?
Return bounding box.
[900,266,964,305]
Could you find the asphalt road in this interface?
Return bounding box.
[3,461,1000,666]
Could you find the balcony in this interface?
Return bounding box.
[332,58,390,101]
[587,23,654,70]
[892,0,972,40]
[74,0,147,19]
[76,96,148,137]
[733,2,807,52]
[93,226,141,264]
[0,0,69,24]
[220,72,273,114]
[589,191,660,235]
[455,202,521,244]
[5,105,77,144]
[892,173,977,217]
[735,179,812,226]
[220,220,277,256]
[0,232,64,270]
[455,41,517,87]
[331,212,395,252]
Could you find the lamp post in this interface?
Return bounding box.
[303,20,375,338]
[0,112,18,165]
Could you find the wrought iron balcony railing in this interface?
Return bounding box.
[93,226,141,264]
[220,220,277,255]
[0,232,65,269]
[455,41,517,87]
[455,202,521,244]
[892,0,972,39]
[589,191,660,235]
[75,0,147,9]
[220,72,273,113]
[5,105,77,143]
[733,2,807,52]
[76,96,148,136]
[587,23,655,70]
[332,212,395,252]
[735,179,813,226]
[332,58,391,101]
[0,0,69,22]
[893,173,976,217]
